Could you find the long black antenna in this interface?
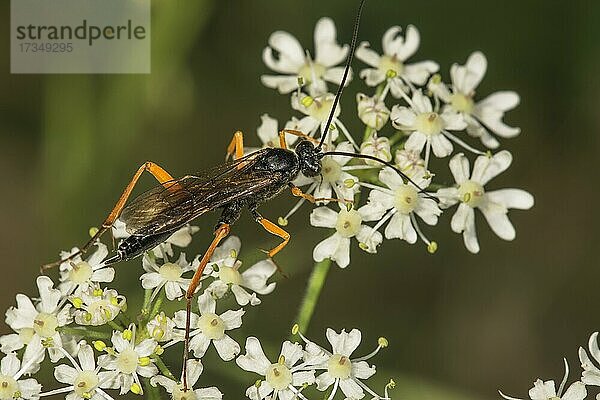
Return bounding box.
[322,151,439,202]
[317,0,366,150]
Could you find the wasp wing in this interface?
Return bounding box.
[120,150,278,236]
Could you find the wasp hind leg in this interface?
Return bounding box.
[290,184,353,205]
[41,161,177,272]
[226,130,245,161]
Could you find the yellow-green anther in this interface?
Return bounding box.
[346,202,353,211]
[110,297,119,306]
[130,383,142,395]
[343,178,355,188]
[41,337,54,347]
[71,297,83,309]
[297,76,304,86]
[378,337,389,348]
[88,227,99,237]
[278,217,288,227]
[105,347,115,356]
[82,392,92,399]
[13,391,22,399]
[230,249,237,259]
[103,309,112,321]
[254,380,262,388]
[431,73,442,84]
[301,96,314,108]
[84,313,92,322]
[138,357,150,367]
[486,150,493,158]
[386,379,396,389]
[122,329,133,341]
[152,328,165,341]
[427,241,438,254]
[386,69,397,78]
[463,192,471,203]
[278,355,285,365]
[291,324,299,335]
[93,340,106,351]
[93,288,103,297]
[358,242,369,251]
[154,345,164,356]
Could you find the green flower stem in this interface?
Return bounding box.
[294,259,331,333]
[58,326,111,339]
[107,320,123,332]
[152,354,177,382]
[142,288,152,316]
[150,293,165,320]
[143,377,161,400]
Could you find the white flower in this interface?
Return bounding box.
[391,90,467,163]
[140,253,193,302]
[236,337,315,400]
[58,243,115,296]
[146,312,179,343]
[360,132,392,166]
[98,327,158,395]
[436,151,534,253]
[151,359,222,400]
[71,287,126,326]
[311,205,383,268]
[500,359,586,400]
[360,167,441,246]
[578,331,600,386]
[2,276,71,365]
[298,328,384,400]
[261,17,350,95]
[255,114,304,149]
[356,25,438,97]
[0,353,41,400]
[206,237,277,306]
[42,343,114,400]
[293,142,361,206]
[170,292,243,361]
[429,51,520,148]
[357,93,390,130]
[290,91,344,144]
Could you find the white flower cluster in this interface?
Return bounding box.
[499,331,600,400]
[0,227,280,399]
[260,19,534,266]
[236,326,392,400]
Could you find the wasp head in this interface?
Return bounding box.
[295,140,322,177]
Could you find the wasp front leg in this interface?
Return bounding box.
[290,184,353,204]
[42,161,177,271]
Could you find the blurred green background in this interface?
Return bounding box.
[2,0,600,398]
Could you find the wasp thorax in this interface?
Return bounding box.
[327,354,352,379]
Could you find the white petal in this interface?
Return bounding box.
[323,66,352,86]
[195,387,222,400]
[190,334,211,358]
[478,91,520,111]
[241,259,277,295]
[529,379,556,400]
[313,234,342,263]
[37,276,61,314]
[479,199,516,241]
[452,51,487,94]
[355,42,381,68]
[474,93,521,138]
[441,110,467,131]
[352,360,376,379]
[198,292,216,315]
[430,134,454,157]
[211,236,241,263]
[220,309,244,330]
[331,236,352,268]
[263,31,305,73]
[448,153,470,184]
[486,189,534,210]
[0,353,20,377]
[404,131,427,154]
[316,371,335,391]
[471,150,512,185]
[164,281,183,301]
[213,334,240,361]
[236,337,271,375]
[356,225,383,253]
[257,114,279,145]
[403,60,439,85]
[292,370,316,386]
[359,68,386,87]
[411,90,433,113]
[451,204,480,253]
[140,272,163,289]
[339,378,364,399]
[314,18,348,67]
[310,207,338,228]
[385,213,417,243]
[91,267,115,283]
[54,364,78,384]
[78,344,96,371]
[136,338,157,357]
[280,341,303,367]
[231,285,257,306]
[260,75,301,95]
[326,328,361,357]
[562,381,586,400]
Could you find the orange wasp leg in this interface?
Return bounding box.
[256,216,291,258]
[225,130,245,161]
[41,161,177,272]
[182,223,231,391]
[290,185,352,204]
[279,129,320,147]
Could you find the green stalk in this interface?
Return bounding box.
[58,326,111,340]
[153,354,177,382]
[143,377,161,400]
[294,259,332,333]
